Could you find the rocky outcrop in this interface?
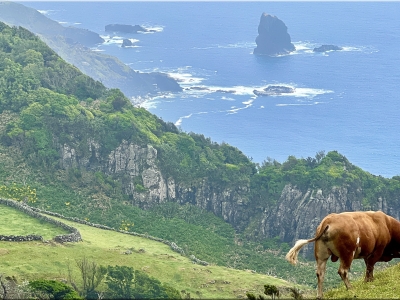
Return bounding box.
[63,26,104,47]
[253,85,295,97]
[58,140,249,228]
[105,24,149,34]
[255,184,393,257]
[254,13,295,56]
[121,39,133,48]
[313,45,343,52]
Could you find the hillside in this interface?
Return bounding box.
[1,13,400,297]
[0,202,294,299]
[0,1,182,99]
[324,263,400,299]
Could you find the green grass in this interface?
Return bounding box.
[0,205,68,240]
[324,262,400,299]
[0,204,302,299]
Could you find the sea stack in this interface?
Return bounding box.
[253,13,295,56]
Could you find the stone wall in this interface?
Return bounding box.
[0,198,81,243]
[30,208,200,260]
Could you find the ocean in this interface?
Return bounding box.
[20,1,400,178]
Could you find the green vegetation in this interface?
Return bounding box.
[29,280,82,300]
[1,20,400,299]
[0,183,37,203]
[324,263,400,299]
[251,150,400,208]
[0,207,294,299]
[0,205,68,240]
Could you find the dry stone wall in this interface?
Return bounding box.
[26,206,209,265]
[0,198,81,243]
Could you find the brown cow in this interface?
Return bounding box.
[285,211,400,299]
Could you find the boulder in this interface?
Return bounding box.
[313,44,343,52]
[105,24,148,34]
[254,13,295,56]
[121,39,133,48]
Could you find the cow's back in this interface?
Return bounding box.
[317,211,391,259]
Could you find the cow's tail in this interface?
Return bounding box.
[285,225,329,266]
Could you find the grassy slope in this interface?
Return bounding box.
[0,203,298,299]
[324,262,400,299]
[0,205,68,240]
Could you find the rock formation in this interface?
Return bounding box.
[105,24,149,34]
[253,85,295,97]
[121,39,133,48]
[255,184,397,258]
[254,13,295,56]
[58,139,249,227]
[313,44,343,52]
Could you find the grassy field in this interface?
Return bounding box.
[324,262,400,299]
[0,203,301,299]
[0,205,68,240]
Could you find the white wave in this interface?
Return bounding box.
[142,25,164,33]
[218,41,256,49]
[227,100,253,115]
[37,9,58,16]
[101,35,133,46]
[194,41,255,50]
[293,41,377,55]
[175,111,208,126]
[242,99,254,105]
[221,96,235,101]
[138,93,177,110]
[179,79,333,101]
[167,71,204,86]
[276,101,324,107]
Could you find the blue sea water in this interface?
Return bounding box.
[21,1,400,178]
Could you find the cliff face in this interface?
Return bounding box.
[59,140,249,228]
[57,139,398,257]
[58,137,400,257]
[256,184,396,257]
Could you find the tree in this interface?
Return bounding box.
[263,284,280,300]
[105,265,135,299]
[29,280,81,300]
[75,257,107,299]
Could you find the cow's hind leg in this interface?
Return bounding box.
[315,241,330,299]
[338,255,353,290]
[364,248,385,282]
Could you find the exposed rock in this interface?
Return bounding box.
[257,184,365,257]
[313,44,343,52]
[254,13,295,56]
[253,85,295,97]
[105,24,148,34]
[63,26,104,47]
[121,39,133,48]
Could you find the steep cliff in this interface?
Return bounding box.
[256,183,397,257]
[59,140,250,228]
